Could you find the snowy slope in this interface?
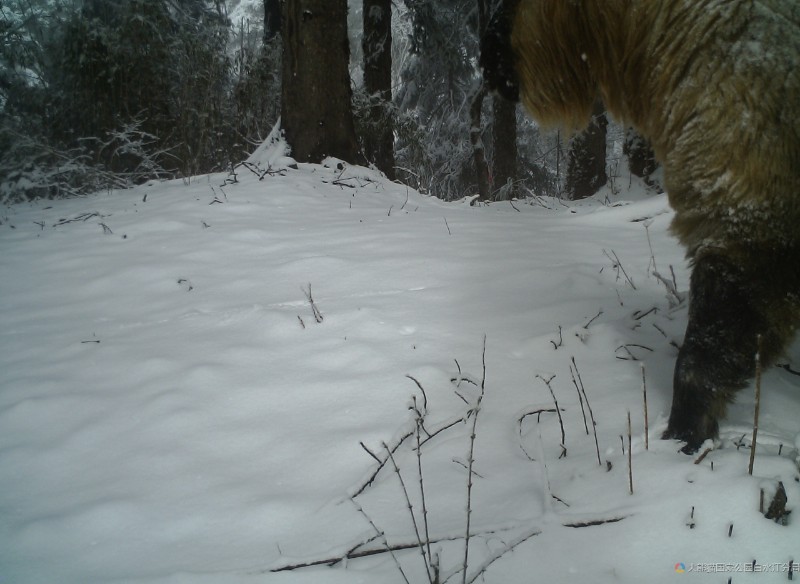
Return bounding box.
[1,142,798,584]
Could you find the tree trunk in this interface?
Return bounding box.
[362,0,395,180]
[264,0,281,42]
[491,95,517,199]
[470,84,491,201]
[281,0,359,164]
[471,0,491,201]
[565,100,607,200]
[623,128,659,190]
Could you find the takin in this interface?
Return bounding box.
[481,0,800,453]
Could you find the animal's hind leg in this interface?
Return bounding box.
[663,252,767,453]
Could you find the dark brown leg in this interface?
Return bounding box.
[664,253,768,453]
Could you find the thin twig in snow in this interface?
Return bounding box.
[571,357,602,466]
[550,325,563,350]
[748,335,763,476]
[462,336,487,584]
[653,269,686,306]
[406,375,429,413]
[384,442,433,583]
[583,309,604,329]
[694,448,712,465]
[603,249,637,290]
[517,408,564,461]
[411,394,433,569]
[349,500,412,584]
[644,220,658,274]
[302,284,323,323]
[537,374,566,458]
[627,411,634,495]
[53,211,100,226]
[418,416,467,448]
[569,363,590,436]
[359,441,381,463]
[351,429,415,498]
[641,364,649,450]
[463,527,542,584]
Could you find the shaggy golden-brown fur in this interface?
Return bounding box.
[489,0,800,451]
[512,0,800,253]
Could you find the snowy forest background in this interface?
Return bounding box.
[0,0,658,204]
[3,2,800,582]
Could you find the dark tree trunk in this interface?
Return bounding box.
[264,0,281,42]
[362,0,395,179]
[472,0,491,201]
[491,95,517,199]
[623,127,659,190]
[281,0,359,164]
[470,84,491,201]
[565,100,607,200]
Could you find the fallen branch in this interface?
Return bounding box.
[233,161,286,181]
[693,448,713,465]
[271,531,495,573]
[563,515,628,528]
[270,515,629,573]
[350,501,412,584]
[53,211,100,227]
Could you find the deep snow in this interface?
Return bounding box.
[1,140,798,583]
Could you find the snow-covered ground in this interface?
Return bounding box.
[1,140,798,583]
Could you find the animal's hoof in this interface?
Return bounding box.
[662,427,707,455]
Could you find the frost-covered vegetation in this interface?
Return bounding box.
[1,0,622,204]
